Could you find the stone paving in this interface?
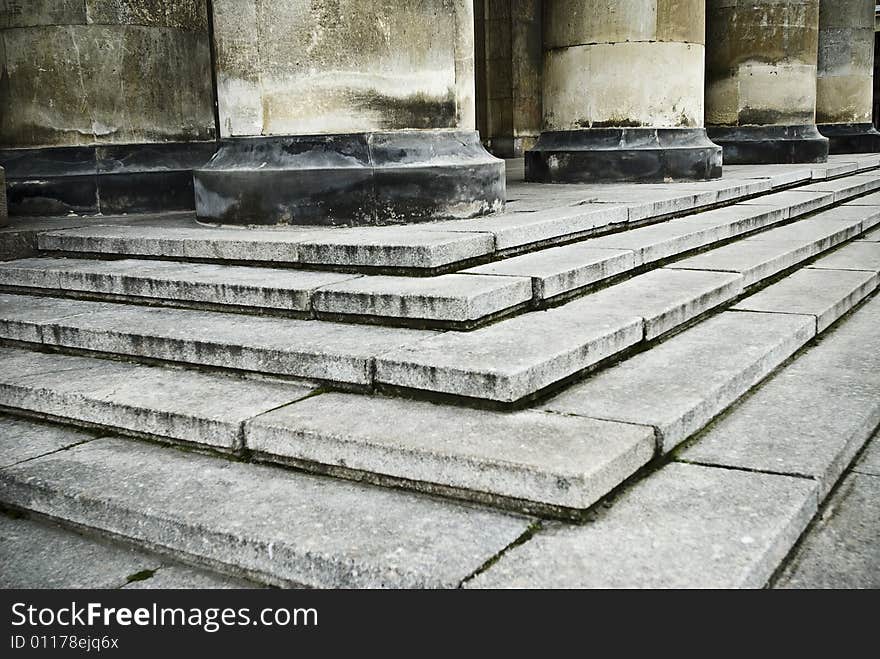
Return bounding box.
[0,157,878,588]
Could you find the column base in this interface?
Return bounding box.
[193,130,505,226]
[706,125,829,164]
[0,142,217,217]
[817,123,880,154]
[524,128,722,183]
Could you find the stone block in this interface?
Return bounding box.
[0,437,531,588]
[0,415,98,468]
[468,462,818,588]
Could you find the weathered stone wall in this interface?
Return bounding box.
[816,0,875,125]
[0,0,216,148]
[706,0,820,128]
[211,0,476,137]
[542,0,706,130]
[478,0,542,157]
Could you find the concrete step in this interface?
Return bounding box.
[33,165,880,275]
[468,293,880,588]
[1,207,875,403]
[0,429,532,588]
[0,347,316,450]
[0,510,254,589]
[0,248,873,518]
[0,257,534,328]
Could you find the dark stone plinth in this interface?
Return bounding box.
[0,142,218,217]
[524,128,722,183]
[817,123,880,155]
[707,124,829,164]
[193,130,505,226]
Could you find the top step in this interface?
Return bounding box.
[34,160,880,274]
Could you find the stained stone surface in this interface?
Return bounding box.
[468,462,818,589]
[732,267,878,332]
[0,437,532,588]
[775,473,880,589]
[0,294,433,386]
[0,347,315,449]
[122,566,254,590]
[855,433,880,477]
[0,415,98,468]
[810,241,880,272]
[544,312,816,453]
[681,294,880,496]
[0,514,157,589]
[246,392,656,510]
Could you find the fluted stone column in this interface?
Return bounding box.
[816,0,880,153]
[526,0,721,183]
[196,0,504,226]
[477,0,543,158]
[705,0,829,164]
[0,1,217,216]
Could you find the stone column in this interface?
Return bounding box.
[705,0,829,164]
[0,1,217,216]
[196,0,504,226]
[477,0,543,158]
[816,0,880,152]
[526,0,721,183]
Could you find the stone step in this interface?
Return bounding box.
[0,293,434,386]
[0,509,254,589]
[0,432,532,588]
[669,208,876,286]
[34,166,880,274]
[0,237,875,520]
[468,294,880,588]
[0,257,534,328]
[0,212,869,403]
[0,347,316,450]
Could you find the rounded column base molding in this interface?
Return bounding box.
[817,123,880,155]
[707,125,829,165]
[524,128,722,184]
[193,131,505,227]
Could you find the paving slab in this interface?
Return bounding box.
[587,188,708,222]
[775,473,880,589]
[0,347,315,450]
[0,294,434,385]
[38,225,319,263]
[586,268,743,340]
[374,302,643,403]
[0,415,99,468]
[723,164,813,188]
[463,243,636,301]
[582,205,786,266]
[421,204,628,250]
[0,257,360,312]
[0,514,161,589]
[292,227,496,269]
[843,190,880,206]
[543,311,816,453]
[0,437,532,588]
[858,226,880,241]
[680,295,880,496]
[738,190,835,216]
[807,203,880,229]
[468,462,818,588]
[810,160,859,180]
[810,242,880,272]
[796,173,880,202]
[732,268,878,332]
[246,392,656,512]
[670,219,861,286]
[311,273,533,324]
